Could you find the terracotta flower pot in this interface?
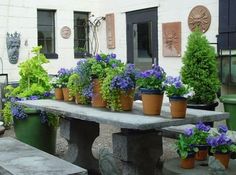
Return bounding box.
[180,153,195,169]
[141,89,163,115]
[120,90,134,111]
[92,79,106,108]
[169,97,187,118]
[62,88,70,102]
[214,152,230,168]
[195,145,208,161]
[54,88,63,100]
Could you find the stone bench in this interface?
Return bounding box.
[0,137,87,175]
[161,124,236,143]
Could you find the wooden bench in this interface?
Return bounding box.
[161,124,236,143]
[0,137,87,175]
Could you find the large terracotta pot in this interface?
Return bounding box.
[54,88,63,100]
[92,79,106,108]
[214,152,230,168]
[169,97,187,118]
[119,90,134,111]
[141,89,163,115]
[62,88,70,102]
[180,153,195,169]
[195,145,208,161]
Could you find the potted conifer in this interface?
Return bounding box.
[181,28,220,126]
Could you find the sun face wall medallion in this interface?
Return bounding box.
[188,5,211,33]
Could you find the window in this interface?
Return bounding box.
[74,12,89,58]
[37,10,57,58]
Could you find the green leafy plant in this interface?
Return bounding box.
[193,122,211,145]
[0,102,13,128]
[176,128,198,159]
[6,46,59,127]
[181,28,220,104]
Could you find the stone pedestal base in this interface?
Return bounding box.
[113,129,163,175]
[60,118,100,174]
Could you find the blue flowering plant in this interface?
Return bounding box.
[68,59,92,104]
[176,128,199,159]
[165,76,194,98]
[193,122,211,146]
[57,68,73,88]
[207,125,236,154]
[101,64,138,111]
[136,65,166,93]
[50,76,62,88]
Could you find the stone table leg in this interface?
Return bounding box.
[113,129,163,175]
[60,118,100,175]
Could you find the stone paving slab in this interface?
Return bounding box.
[163,157,236,175]
[0,137,87,175]
[17,99,229,130]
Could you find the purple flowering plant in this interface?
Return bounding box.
[192,122,211,145]
[176,128,198,159]
[136,65,166,92]
[165,76,194,98]
[101,64,138,111]
[57,68,73,87]
[206,125,236,154]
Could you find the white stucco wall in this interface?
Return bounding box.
[0,0,219,82]
[0,0,100,81]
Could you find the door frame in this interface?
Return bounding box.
[126,7,158,65]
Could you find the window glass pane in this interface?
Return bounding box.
[231,56,236,83]
[37,10,55,54]
[37,10,54,26]
[74,12,89,54]
[221,56,230,84]
[38,26,54,40]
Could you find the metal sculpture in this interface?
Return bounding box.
[6,32,21,64]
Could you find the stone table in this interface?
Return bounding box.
[17,100,229,175]
[0,137,87,175]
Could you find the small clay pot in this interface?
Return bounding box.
[214,152,230,168]
[54,88,63,100]
[169,97,187,118]
[119,90,134,111]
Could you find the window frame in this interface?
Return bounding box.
[37,9,58,59]
[74,11,90,58]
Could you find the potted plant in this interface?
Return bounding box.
[87,53,123,108]
[7,46,59,154]
[181,28,220,126]
[50,76,63,100]
[102,64,137,111]
[68,60,92,105]
[176,128,198,169]
[165,76,194,118]
[136,65,166,115]
[57,68,73,101]
[192,122,211,161]
[207,125,236,168]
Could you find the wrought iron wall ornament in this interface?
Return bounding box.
[188,5,211,33]
[6,32,21,64]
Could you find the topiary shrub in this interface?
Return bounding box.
[181,29,220,104]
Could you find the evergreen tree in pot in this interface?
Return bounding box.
[181,29,220,126]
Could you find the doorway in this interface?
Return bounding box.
[126,7,158,71]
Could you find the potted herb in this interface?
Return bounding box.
[102,64,137,111]
[165,76,194,118]
[192,122,211,161]
[176,128,198,169]
[87,53,123,108]
[181,29,220,126]
[136,65,166,115]
[207,125,236,168]
[7,46,59,154]
[57,68,72,101]
[50,76,63,100]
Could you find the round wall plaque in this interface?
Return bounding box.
[60,26,71,39]
[188,5,211,33]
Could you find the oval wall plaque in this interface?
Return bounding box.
[188,5,211,33]
[60,26,71,39]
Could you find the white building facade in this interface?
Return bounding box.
[2,0,230,93]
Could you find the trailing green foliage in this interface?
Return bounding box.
[1,102,13,128]
[181,28,220,104]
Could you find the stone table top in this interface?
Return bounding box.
[17,99,229,130]
[0,137,87,175]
